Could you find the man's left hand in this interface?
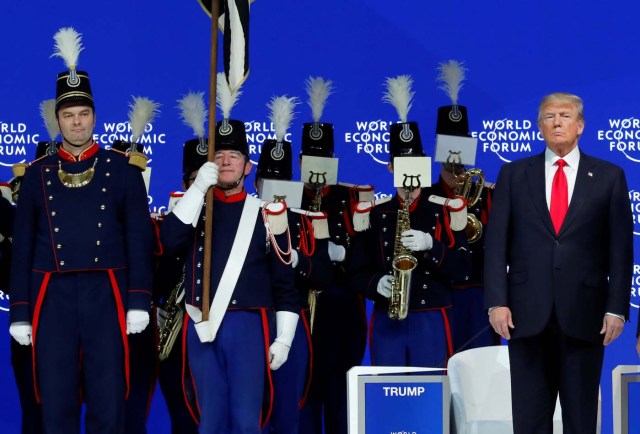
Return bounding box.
[600,315,624,346]
[126,309,150,335]
[400,229,433,252]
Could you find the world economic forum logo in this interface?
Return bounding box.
[597,117,640,162]
[0,120,40,169]
[631,262,640,309]
[345,120,393,165]
[473,118,544,163]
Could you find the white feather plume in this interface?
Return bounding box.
[305,76,333,123]
[39,99,59,141]
[51,27,84,70]
[436,60,467,105]
[268,96,299,142]
[128,97,161,143]
[177,92,207,138]
[216,72,242,120]
[382,75,414,123]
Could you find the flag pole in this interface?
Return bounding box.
[202,0,220,323]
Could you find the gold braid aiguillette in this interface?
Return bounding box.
[58,158,98,188]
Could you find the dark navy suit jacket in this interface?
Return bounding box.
[484,150,633,343]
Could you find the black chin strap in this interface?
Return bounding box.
[216,174,244,191]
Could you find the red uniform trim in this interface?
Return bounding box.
[58,142,100,162]
[182,314,201,425]
[108,269,131,399]
[213,188,247,203]
[298,308,313,409]
[440,307,454,363]
[260,308,274,430]
[30,271,52,403]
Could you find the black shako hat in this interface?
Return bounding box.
[256,139,292,181]
[300,122,334,157]
[55,70,94,113]
[182,137,209,178]
[435,105,470,137]
[389,121,425,159]
[215,119,249,156]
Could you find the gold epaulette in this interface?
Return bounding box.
[109,147,148,170]
[352,196,392,232]
[262,201,288,235]
[338,182,375,202]
[11,152,52,178]
[289,208,329,239]
[428,194,467,231]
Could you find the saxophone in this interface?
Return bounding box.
[157,271,186,361]
[388,188,418,320]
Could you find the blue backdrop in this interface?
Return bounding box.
[1,1,640,432]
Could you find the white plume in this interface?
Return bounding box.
[305,76,333,122]
[268,96,299,142]
[128,97,161,143]
[382,75,414,123]
[436,60,467,105]
[177,92,207,138]
[39,99,59,141]
[216,72,242,120]
[51,27,84,70]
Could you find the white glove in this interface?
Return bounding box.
[401,229,433,252]
[377,275,393,298]
[193,162,219,194]
[328,241,346,262]
[172,184,205,226]
[269,311,299,370]
[9,322,32,346]
[290,249,299,269]
[126,309,150,335]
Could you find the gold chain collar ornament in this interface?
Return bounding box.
[58,158,98,188]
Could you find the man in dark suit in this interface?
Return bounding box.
[485,92,633,434]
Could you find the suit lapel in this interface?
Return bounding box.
[558,150,594,235]
[526,153,556,235]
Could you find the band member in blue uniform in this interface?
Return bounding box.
[152,130,209,434]
[255,95,333,434]
[430,103,499,353]
[5,121,58,434]
[8,28,154,434]
[349,119,471,368]
[160,98,299,433]
[297,78,373,434]
[112,136,158,434]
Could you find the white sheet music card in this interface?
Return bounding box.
[300,156,338,186]
[434,134,478,166]
[393,156,431,189]
[257,179,304,209]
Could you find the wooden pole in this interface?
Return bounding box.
[202,0,220,323]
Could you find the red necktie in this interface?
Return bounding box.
[550,159,568,234]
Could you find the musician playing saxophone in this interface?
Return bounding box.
[348,106,471,368]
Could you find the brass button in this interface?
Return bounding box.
[96,240,101,246]
[94,257,99,262]
[97,223,103,228]
[48,195,53,200]
[54,227,59,232]
[100,205,106,210]
[51,211,56,217]
[56,244,62,249]
[59,261,65,266]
